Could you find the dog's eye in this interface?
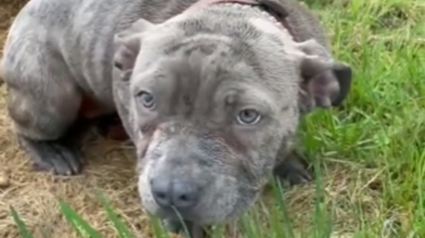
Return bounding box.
[136,91,155,109]
[237,109,262,125]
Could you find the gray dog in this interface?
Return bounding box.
[1,0,352,236]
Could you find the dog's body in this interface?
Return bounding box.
[1,0,352,236]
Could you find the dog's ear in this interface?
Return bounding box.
[299,56,352,109]
[295,39,332,59]
[113,18,155,73]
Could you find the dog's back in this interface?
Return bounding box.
[2,0,330,101]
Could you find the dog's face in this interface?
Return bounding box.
[112,5,352,226]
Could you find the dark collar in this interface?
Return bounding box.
[185,0,299,42]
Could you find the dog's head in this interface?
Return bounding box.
[112,3,352,227]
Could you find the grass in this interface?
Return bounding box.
[7,0,425,237]
[11,175,331,238]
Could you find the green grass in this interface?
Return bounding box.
[9,0,425,237]
[10,176,331,238]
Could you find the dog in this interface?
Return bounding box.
[0,0,352,237]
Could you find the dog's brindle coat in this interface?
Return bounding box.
[1,0,352,236]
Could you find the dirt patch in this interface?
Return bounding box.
[0,1,150,237]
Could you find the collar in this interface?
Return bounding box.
[184,0,299,42]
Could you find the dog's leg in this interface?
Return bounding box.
[273,149,314,186]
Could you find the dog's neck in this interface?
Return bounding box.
[184,0,299,42]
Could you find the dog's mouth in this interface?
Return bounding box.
[144,203,210,238]
[164,219,207,238]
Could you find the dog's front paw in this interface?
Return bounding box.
[273,150,314,186]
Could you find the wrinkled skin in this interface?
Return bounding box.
[112,3,352,233]
[1,0,352,236]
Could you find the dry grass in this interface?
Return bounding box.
[1,0,424,237]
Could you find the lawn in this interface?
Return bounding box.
[0,0,424,237]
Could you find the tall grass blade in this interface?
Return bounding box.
[150,216,171,238]
[312,159,333,238]
[59,201,103,238]
[95,190,135,238]
[10,206,34,238]
[270,178,296,238]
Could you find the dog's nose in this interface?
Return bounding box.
[151,177,199,210]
